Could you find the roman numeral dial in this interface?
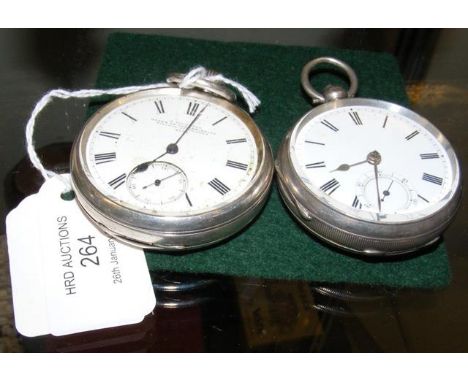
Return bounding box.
[226,160,248,171]
[227,138,247,144]
[99,131,120,140]
[349,111,363,125]
[121,112,137,122]
[352,196,362,209]
[306,161,325,169]
[290,104,455,221]
[420,153,440,160]
[208,178,231,195]
[320,178,340,195]
[321,119,339,132]
[422,173,443,186]
[187,101,200,116]
[213,116,227,126]
[108,173,126,189]
[94,152,116,165]
[84,94,260,214]
[154,100,165,114]
[405,130,419,140]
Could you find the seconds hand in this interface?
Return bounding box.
[381,180,394,202]
[142,171,182,189]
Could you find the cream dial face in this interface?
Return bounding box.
[290,104,458,222]
[83,93,258,215]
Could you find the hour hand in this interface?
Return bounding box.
[330,159,367,172]
[133,162,150,173]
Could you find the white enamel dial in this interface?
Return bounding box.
[290,104,456,222]
[83,93,258,214]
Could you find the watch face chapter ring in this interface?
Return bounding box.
[70,87,274,250]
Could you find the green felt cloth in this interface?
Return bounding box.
[94,32,450,288]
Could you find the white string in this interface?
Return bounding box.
[179,66,261,113]
[25,67,260,192]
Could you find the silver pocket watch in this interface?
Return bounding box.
[71,72,274,250]
[276,57,461,256]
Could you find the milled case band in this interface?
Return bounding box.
[275,98,462,256]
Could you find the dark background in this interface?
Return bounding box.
[1,29,467,232]
[1,29,468,352]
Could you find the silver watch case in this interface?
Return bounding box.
[275,98,462,256]
[71,87,274,250]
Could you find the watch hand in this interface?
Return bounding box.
[154,104,208,162]
[330,159,368,172]
[373,164,382,213]
[366,150,383,213]
[174,104,208,145]
[142,171,182,189]
[133,105,208,172]
[381,180,394,202]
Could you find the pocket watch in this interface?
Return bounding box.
[275,57,461,256]
[71,71,274,250]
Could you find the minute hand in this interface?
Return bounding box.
[174,104,208,145]
[149,104,208,164]
[373,163,382,212]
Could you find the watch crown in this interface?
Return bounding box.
[167,72,236,103]
[323,85,349,102]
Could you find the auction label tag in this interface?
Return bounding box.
[6,175,156,337]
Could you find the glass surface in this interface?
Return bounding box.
[1,29,468,352]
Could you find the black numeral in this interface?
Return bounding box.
[321,120,339,132]
[99,131,120,140]
[405,130,420,140]
[349,111,363,125]
[418,194,429,203]
[382,115,389,128]
[420,153,440,160]
[154,100,165,114]
[185,193,193,207]
[212,116,227,126]
[306,161,325,169]
[226,138,247,144]
[320,178,340,195]
[422,173,443,186]
[208,178,230,195]
[121,112,137,122]
[108,173,126,189]
[94,152,116,165]
[226,160,248,171]
[352,196,362,209]
[187,102,200,116]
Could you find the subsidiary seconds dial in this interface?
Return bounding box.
[127,161,188,206]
